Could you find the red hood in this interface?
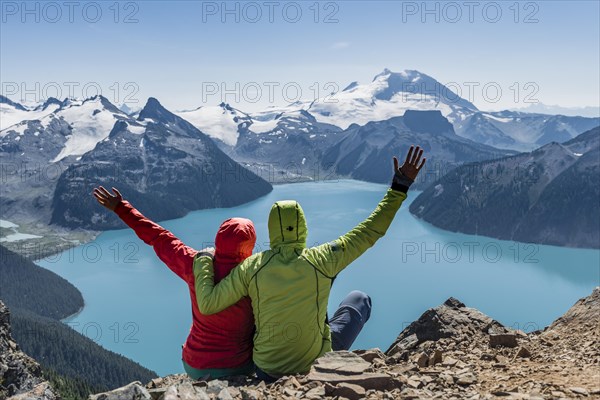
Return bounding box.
[214,217,256,282]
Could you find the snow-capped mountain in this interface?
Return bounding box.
[4,68,597,158]
[175,102,335,149]
[0,96,146,228]
[228,108,516,185]
[511,103,600,118]
[50,96,134,162]
[259,69,598,152]
[32,97,65,112]
[1,65,597,233]
[410,126,600,248]
[0,95,27,111]
[231,109,343,182]
[51,98,272,229]
[305,68,478,129]
[175,104,345,182]
[178,68,482,150]
[250,101,307,122]
[117,102,142,116]
[0,95,62,131]
[455,110,599,151]
[0,95,133,164]
[0,95,272,232]
[175,102,252,146]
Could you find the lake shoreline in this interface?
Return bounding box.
[4,180,318,261]
[61,302,86,322]
[21,179,369,261]
[21,175,599,262]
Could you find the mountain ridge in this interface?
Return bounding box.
[1,71,598,255]
[409,126,600,248]
[50,97,273,230]
[321,110,513,187]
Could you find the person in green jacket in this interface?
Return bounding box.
[194,146,426,381]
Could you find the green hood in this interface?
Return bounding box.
[268,200,307,248]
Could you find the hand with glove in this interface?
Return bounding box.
[392,145,426,193]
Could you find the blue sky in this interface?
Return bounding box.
[1,0,599,112]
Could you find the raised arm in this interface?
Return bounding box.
[302,146,426,278]
[193,254,251,314]
[93,186,197,282]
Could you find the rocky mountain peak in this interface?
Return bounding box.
[33,97,64,112]
[0,95,28,111]
[443,297,466,308]
[139,97,165,119]
[138,97,180,125]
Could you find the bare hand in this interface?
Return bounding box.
[93,186,123,211]
[393,145,426,181]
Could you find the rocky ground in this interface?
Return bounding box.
[88,288,599,400]
[0,301,57,400]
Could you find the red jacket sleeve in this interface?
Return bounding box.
[114,200,197,283]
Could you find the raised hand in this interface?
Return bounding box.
[93,186,123,211]
[393,145,426,182]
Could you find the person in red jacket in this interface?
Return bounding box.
[92,186,255,380]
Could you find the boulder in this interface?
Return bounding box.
[89,382,151,400]
[304,385,325,399]
[306,370,397,391]
[312,351,371,374]
[489,333,518,348]
[429,350,443,366]
[353,348,385,363]
[514,346,532,359]
[329,382,366,400]
[386,297,507,356]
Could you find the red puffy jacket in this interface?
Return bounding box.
[115,201,255,369]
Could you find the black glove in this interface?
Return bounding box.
[197,247,215,259]
[391,170,414,193]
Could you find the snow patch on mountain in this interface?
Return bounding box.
[250,119,279,133]
[511,102,600,118]
[306,69,476,129]
[51,97,130,162]
[176,104,250,146]
[0,232,43,243]
[2,121,29,136]
[0,219,42,243]
[0,104,59,133]
[481,113,513,123]
[127,122,146,134]
[250,103,308,122]
[0,219,18,229]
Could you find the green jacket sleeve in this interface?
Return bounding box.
[302,188,407,278]
[193,255,250,315]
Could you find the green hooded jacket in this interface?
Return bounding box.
[193,188,407,376]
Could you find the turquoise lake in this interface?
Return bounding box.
[38,180,600,376]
